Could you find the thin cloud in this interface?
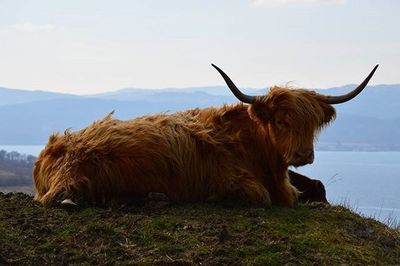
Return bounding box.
[253,0,347,8]
[0,22,56,33]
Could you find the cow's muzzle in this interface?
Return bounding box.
[291,150,314,166]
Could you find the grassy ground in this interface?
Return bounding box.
[0,192,399,265]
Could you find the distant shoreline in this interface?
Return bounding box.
[2,144,400,157]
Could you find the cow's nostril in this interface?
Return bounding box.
[305,150,313,157]
[295,150,314,164]
[296,150,313,157]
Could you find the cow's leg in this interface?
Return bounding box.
[226,178,271,206]
[289,170,328,203]
[270,176,299,207]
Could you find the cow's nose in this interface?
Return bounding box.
[296,150,314,163]
[307,150,314,163]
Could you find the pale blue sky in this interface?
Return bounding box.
[0,0,398,94]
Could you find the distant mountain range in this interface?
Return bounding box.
[0,84,399,150]
[0,87,77,106]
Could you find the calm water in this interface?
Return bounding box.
[1,145,399,225]
[296,151,400,225]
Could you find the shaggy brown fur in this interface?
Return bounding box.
[33,86,335,207]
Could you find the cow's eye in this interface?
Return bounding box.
[275,118,286,129]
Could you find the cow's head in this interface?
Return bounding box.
[212,64,378,167]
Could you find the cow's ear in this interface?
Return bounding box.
[321,103,336,124]
[248,102,272,124]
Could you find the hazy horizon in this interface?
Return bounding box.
[1,0,399,94]
[2,81,400,96]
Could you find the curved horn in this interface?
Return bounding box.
[212,64,257,104]
[325,64,379,104]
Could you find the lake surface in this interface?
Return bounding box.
[296,151,400,226]
[1,145,399,225]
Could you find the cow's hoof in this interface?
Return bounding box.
[60,198,78,208]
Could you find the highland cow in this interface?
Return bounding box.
[33,64,378,207]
